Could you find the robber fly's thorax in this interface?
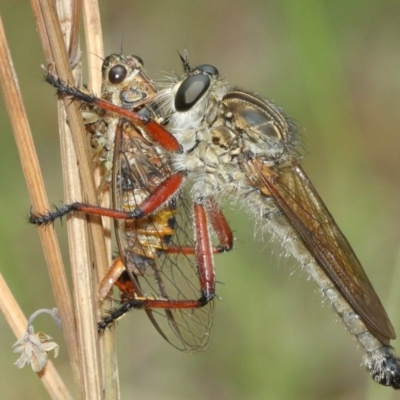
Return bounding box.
[163,64,300,202]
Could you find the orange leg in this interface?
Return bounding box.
[98,198,233,301]
[98,200,227,330]
[45,72,181,152]
[29,173,184,225]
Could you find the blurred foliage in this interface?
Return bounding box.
[0,1,399,399]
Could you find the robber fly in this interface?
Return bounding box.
[31,54,232,351]
[146,51,400,388]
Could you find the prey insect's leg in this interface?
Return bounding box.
[29,173,184,225]
[98,257,131,301]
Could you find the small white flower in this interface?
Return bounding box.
[13,308,61,372]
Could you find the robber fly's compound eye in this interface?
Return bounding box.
[174,74,211,112]
[195,64,219,77]
[109,64,128,84]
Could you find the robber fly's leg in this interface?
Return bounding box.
[45,72,181,152]
[193,202,216,303]
[134,200,227,304]
[98,198,231,305]
[165,196,233,256]
[98,202,217,331]
[204,197,233,252]
[29,173,184,225]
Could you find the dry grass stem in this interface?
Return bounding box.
[33,0,110,398]
[81,3,121,398]
[0,9,74,400]
[2,0,121,396]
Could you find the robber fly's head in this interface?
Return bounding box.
[158,55,301,163]
[101,54,157,109]
[172,63,222,112]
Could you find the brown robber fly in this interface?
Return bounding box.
[149,51,400,388]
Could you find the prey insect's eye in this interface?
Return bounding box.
[195,64,219,77]
[132,55,144,66]
[175,74,211,112]
[109,64,127,84]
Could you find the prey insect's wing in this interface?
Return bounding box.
[112,120,214,352]
[141,192,215,352]
[252,160,395,345]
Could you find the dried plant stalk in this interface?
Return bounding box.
[81,2,121,399]
[31,0,118,398]
[32,0,110,398]
[0,9,74,400]
[1,0,120,396]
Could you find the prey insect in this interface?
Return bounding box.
[32,54,232,351]
[148,51,400,388]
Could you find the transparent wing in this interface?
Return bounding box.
[138,192,214,352]
[252,160,395,344]
[113,120,213,352]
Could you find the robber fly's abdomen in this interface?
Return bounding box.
[254,194,377,342]
[248,190,399,386]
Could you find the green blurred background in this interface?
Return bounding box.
[1,1,400,399]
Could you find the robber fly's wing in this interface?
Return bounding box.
[252,160,395,344]
[113,120,213,352]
